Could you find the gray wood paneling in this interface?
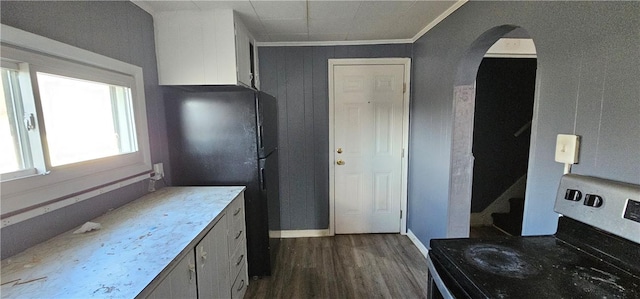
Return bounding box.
[285,49,308,229]
[311,47,333,229]
[0,1,166,258]
[303,48,316,228]
[259,44,411,230]
[409,1,640,246]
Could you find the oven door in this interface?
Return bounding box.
[427,255,455,299]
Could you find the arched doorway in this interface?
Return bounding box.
[448,25,538,238]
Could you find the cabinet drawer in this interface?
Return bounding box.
[228,219,245,254]
[231,260,248,299]
[227,196,246,252]
[228,195,245,229]
[229,241,247,280]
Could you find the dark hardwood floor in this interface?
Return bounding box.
[244,234,429,299]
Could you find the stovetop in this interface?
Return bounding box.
[429,175,640,298]
[429,217,640,298]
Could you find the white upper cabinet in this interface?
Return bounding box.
[234,18,258,89]
[154,9,258,88]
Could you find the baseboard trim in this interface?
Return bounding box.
[407,229,429,258]
[272,229,333,238]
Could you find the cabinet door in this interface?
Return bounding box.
[146,252,197,299]
[196,214,230,299]
[230,260,248,299]
[155,11,207,85]
[234,19,252,88]
[155,10,237,85]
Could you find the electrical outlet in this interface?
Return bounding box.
[148,179,156,192]
[555,134,580,164]
[153,163,164,179]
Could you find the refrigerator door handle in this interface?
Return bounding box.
[259,125,264,149]
[260,167,266,190]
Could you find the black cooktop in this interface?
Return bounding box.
[429,217,640,298]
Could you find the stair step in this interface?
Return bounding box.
[492,212,523,236]
[509,197,525,213]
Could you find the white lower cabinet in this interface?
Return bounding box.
[197,215,230,298]
[146,193,247,299]
[146,252,197,299]
[227,193,248,299]
[230,262,248,299]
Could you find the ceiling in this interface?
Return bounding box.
[132,0,465,44]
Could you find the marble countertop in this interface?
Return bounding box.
[0,186,245,298]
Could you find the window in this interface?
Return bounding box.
[2,68,140,173]
[1,66,31,176]
[37,72,138,167]
[1,25,151,222]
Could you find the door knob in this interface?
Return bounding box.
[336,148,343,154]
[336,159,345,165]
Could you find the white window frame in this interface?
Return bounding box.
[1,61,39,180]
[0,25,152,225]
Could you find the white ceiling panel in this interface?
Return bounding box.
[381,1,457,39]
[407,0,459,26]
[352,1,415,21]
[238,14,268,34]
[261,18,308,34]
[308,1,361,20]
[267,33,309,42]
[253,33,272,42]
[348,14,389,34]
[251,1,307,20]
[308,18,352,34]
[133,0,466,43]
[308,33,348,41]
[142,0,200,12]
[192,0,254,13]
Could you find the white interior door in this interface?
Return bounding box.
[333,64,405,234]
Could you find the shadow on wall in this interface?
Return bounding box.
[448,25,537,238]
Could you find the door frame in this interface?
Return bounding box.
[328,58,411,236]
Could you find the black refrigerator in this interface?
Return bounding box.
[164,87,280,277]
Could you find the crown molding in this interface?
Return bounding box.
[131,0,468,47]
[131,0,155,15]
[410,0,467,43]
[257,0,468,47]
[256,38,413,47]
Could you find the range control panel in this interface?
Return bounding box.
[555,174,640,244]
[624,199,640,223]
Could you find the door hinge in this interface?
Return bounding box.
[401,148,405,158]
[400,210,403,219]
[403,83,406,93]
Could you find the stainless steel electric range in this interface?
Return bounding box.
[427,174,640,298]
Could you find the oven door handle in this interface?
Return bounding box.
[427,255,455,299]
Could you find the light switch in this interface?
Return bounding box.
[555,134,580,164]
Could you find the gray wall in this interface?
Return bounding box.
[409,1,640,246]
[0,1,168,258]
[259,45,411,230]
